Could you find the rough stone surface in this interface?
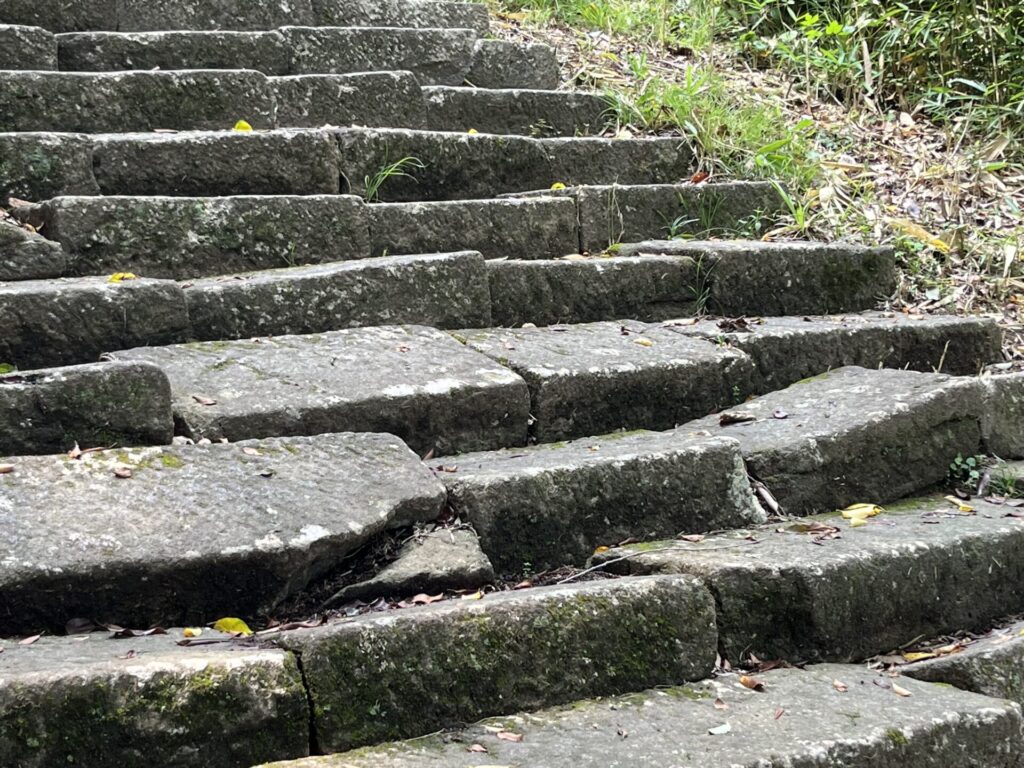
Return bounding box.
[368,198,578,260]
[597,497,1024,663]
[310,0,489,33]
[679,366,986,515]
[984,373,1024,459]
[92,129,341,196]
[0,217,65,280]
[0,70,276,133]
[18,195,369,279]
[115,0,317,31]
[183,251,493,340]
[664,313,1003,393]
[0,432,445,633]
[276,576,717,751]
[0,360,173,455]
[620,238,896,315]
[423,86,609,136]
[0,0,119,33]
[113,326,530,455]
[0,23,55,69]
[56,30,292,73]
[330,528,495,603]
[429,433,763,572]
[458,321,755,441]
[0,633,309,768]
[0,132,98,200]
[541,141,694,190]
[273,72,426,129]
[467,39,558,90]
[260,665,1024,768]
[0,277,189,368]
[487,256,701,326]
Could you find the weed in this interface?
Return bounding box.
[948,453,988,493]
[363,156,426,203]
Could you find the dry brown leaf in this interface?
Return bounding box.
[411,593,445,605]
[19,634,41,645]
[832,679,849,692]
[713,697,729,710]
[113,467,133,479]
[0,463,14,474]
[892,683,913,697]
[467,744,488,753]
[739,675,766,692]
[192,394,218,406]
[497,731,523,743]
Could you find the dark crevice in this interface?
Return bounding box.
[290,648,323,757]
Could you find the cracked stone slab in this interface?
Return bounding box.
[984,373,1024,459]
[487,256,701,326]
[429,433,763,572]
[0,23,55,68]
[458,321,755,442]
[310,0,489,33]
[0,132,98,200]
[596,497,1024,663]
[273,72,427,129]
[183,251,493,340]
[0,70,276,133]
[423,86,608,136]
[113,326,530,454]
[678,366,987,515]
[0,217,65,280]
[275,575,717,752]
[0,277,189,369]
[620,238,896,315]
[0,360,173,456]
[259,664,1024,768]
[0,632,309,768]
[0,432,445,634]
[662,312,1003,393]
[17,195,369,279]
[368,198,578,260]
[91,129,341,196]
[466,39,558,90]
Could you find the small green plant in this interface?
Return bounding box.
[948,453,987,493]
[692,254,715,315]
[363,156,425,203]
[0,363,15,375]
[989,464,1024,499]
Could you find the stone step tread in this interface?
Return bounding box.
[0,431,446,634]
[595,492,1024,664]
[258,664,1024,767]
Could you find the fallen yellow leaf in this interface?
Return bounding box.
[849,517,869,528]
[892,683,912,697]
[467,128,478,134]
[233,120,253,132]
[594,545,610,554]
[943,495,975,513]
[183,627,203,638]
[550,182,566,190]
[107,272,137,283]
[212,617,253,636]
[841,503,884,520]
[886,217,951,253]
[634,338,654,347]
[902,651,936,662]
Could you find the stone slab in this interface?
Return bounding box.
[0,633,309,768]
[0,23,55,68]
[0,0,119,33]
[18,194,369,279]
[92,129,341,196]
[663,313,1003,393]
[0,217,65,280]
[276,575,717,751]
[183,251,493,340]
[541,142,695,191]
[423,86,608,136]
[0,70,276,133]
[596,497,1024,663]
[429,433,763,572]
[259,664,1024,768]
[679,366,986,515]
[984,373,1024,459]
[467,39,558,90]
[310,0,489,33]
[113,326,530,455]
[0,432,445,633]
[487,256,701,326]
[458,321,755,442]
[0,132,98,200]
[272,72,427,129]
[0,360,173,456]
[115,0,316,31]
[621,238,896,315]
[368,198,578,260]
[0,277,189,368]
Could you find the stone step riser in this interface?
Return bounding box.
[0,22,54,68]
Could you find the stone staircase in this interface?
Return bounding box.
[2,0,1024,765]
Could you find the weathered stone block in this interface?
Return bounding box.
[113,326,530,454]
[487,256,701,326]
[0,217,65,280]
[984,373,1024,459]
[0,432,445,632]
[0,360,173,455]
[0,71,276,133]
[92,129,340,196]
[459,321,755,441]
[423,86,608,136]
[116,0,316,31]
[272,72,427,129]
[0,0,118,32]
[18,194,369,279]
[467,39,558,90]
[679,366,986,515]
[0,132,98,200]
[0,634,309,768]
[0,23,55,68]
[430,433,763,572]
[276,576,717,751]
[183,252,493,340]
[541,143,695,190]
[310,0,489,32]
[599,498,1024,662]
[0,277,189,368]
[368,198,578,260]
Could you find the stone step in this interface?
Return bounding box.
[423,85,608,136]
[467,39,558,90]
[0,0,490,34]
[984,372,1024,459]
[0,216,65,280]
[259,664,1024,767]
[0,22,55,68]
[0,360,173,456]
[0,432,446,634]
[110,326,530,455]
[427,433,764,573]
[595,492,1024,664]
